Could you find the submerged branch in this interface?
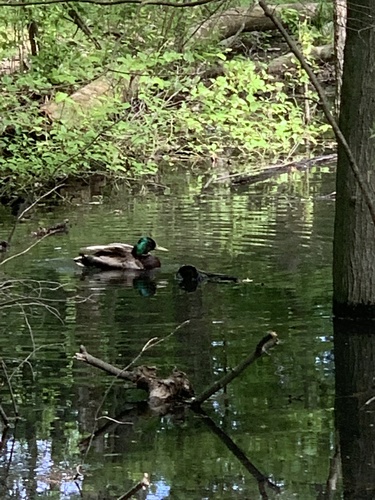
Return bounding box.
[76,330,278,409]
[75,345,194,404]
[196,408,281,497]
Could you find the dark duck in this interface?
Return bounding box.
[74,236,167,271]
[177,265,238,291]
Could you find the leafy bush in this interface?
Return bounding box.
[0,3,332,192]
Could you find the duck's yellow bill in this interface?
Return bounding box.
[156,245,168,252]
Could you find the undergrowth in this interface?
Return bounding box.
[0,2,333,195]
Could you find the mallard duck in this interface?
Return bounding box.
[176,265,238,291]
[74,236,167,271]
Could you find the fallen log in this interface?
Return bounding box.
[214,153,337,186]
[41,76,115,124]
[268,43,334,74]
[190,2,319,43]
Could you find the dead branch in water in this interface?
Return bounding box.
[75,332,278,410]
[191,332,278,407]
[117,473,150,500]
[75,345,194,407]
[217,153,337,186]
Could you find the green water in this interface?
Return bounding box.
[0,166,339,499]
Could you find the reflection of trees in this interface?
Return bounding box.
[334,319,375,499]
[0,167,338,497]
[0,270,81,498]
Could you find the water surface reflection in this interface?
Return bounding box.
[0,166,339,498]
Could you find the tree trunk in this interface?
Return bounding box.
[333,1,375,318]
[333,0,347,114]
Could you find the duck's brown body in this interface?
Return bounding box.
[74,238,165,271]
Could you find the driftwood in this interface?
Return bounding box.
[214,153,337,186]
[190,3,319,43]
[41,73,140,125]
[41,76,114,123]
[75,332,278,410]
[75,345,194,409]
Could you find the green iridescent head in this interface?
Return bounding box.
[132,237,168,257]
[132,237,156,256]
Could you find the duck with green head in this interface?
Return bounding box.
[74,237,168,271]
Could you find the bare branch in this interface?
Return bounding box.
[1,360,19,418]
[192,332,278,406]
[258,0,375,227]
[0,403,10,427]
[18,184,65,221]
[117,473,150,500]
[0,0,216,7]
[0,231,62,268]
[77,320,190,464]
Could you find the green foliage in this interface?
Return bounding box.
[0,2,332,192]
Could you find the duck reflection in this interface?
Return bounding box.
[79,268,157,297]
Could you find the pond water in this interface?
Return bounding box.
[0,165,339,499]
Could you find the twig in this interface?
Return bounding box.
[78,320,190,464]
[0,403,9,427]
[6,184,65,245]
[0,231,61,267]
[96,416,133,425]
[18,184,65,221]
[117,473,150,500]
[192,332,278,406]
[258,1,375,226]
[1,360,19,418]
[9,343,62,382]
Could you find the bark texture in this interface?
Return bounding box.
[333,0,375,317]
[333,0,347,114]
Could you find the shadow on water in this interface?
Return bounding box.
[0,165,343,498]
